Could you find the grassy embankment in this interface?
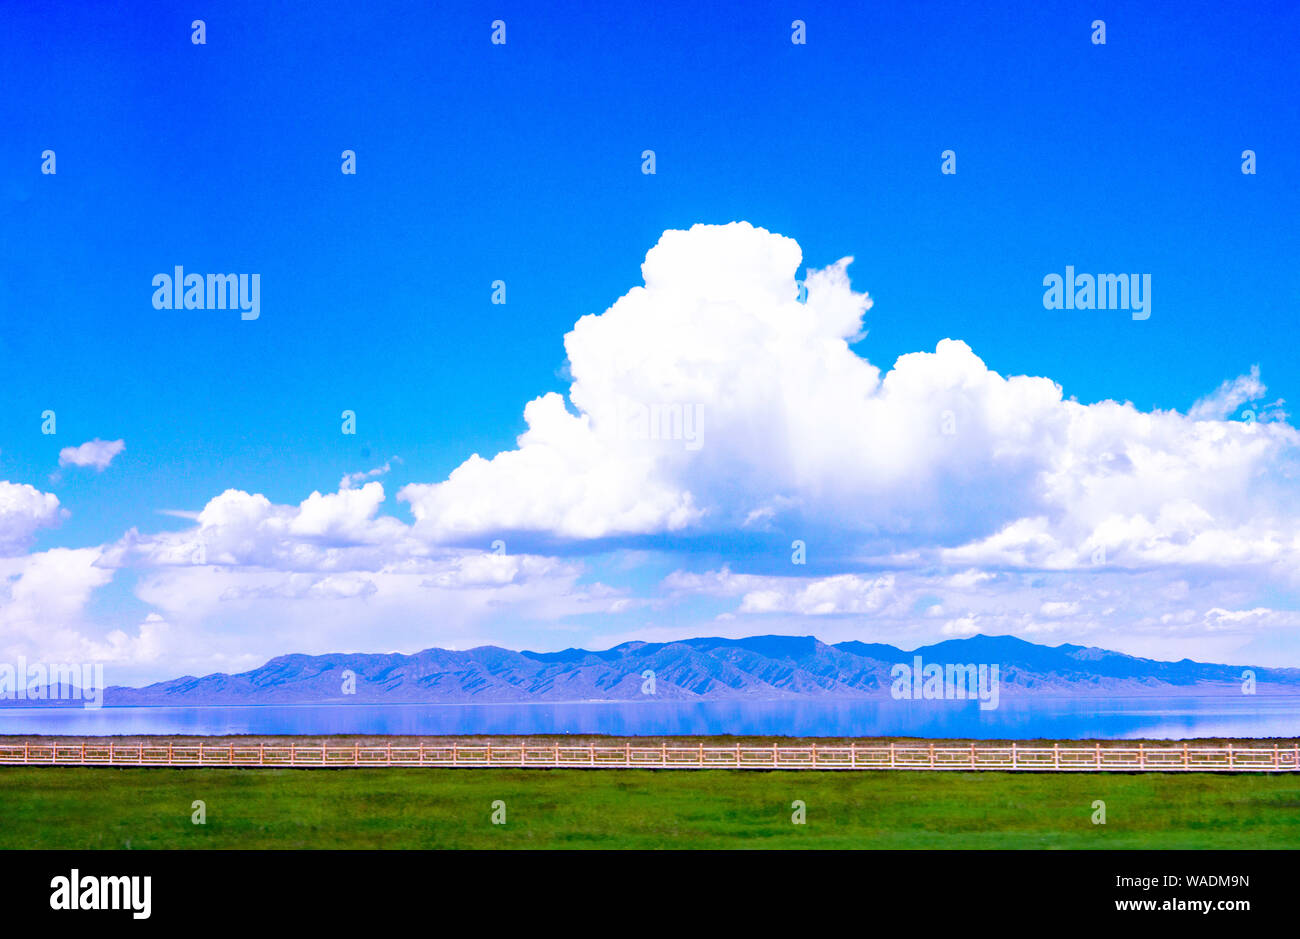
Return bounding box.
[1,738,1296,849]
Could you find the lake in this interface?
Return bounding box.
[1,695,1298,739]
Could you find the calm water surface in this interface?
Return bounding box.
[1,696,1298,739]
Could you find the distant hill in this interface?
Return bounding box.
[8,634,1298,706]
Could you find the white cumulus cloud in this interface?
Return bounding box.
[58,438,125,471]
[9,221,1300,674]
[396,222,1300,586]
[0,482,65,555]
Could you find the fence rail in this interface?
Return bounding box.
[0,741,1296,772]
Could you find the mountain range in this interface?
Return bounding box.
[10,634,1300,706]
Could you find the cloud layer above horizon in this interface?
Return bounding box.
[3,222,1298,680]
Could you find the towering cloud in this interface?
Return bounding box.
[398,222,1299,581]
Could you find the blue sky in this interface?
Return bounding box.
[2,0,1299,682]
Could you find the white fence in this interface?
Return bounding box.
[0,740,1296,772]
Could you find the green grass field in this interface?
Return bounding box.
[2,766,1298,849]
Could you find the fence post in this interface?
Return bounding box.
[1138,743,1143,770]
[1228,742,1233,770]
[1095,742,1100,769]
[773,742,779,768]
[970,742,975,769]
[889,742,895,769]
[1275,743,1280,770]
[698,742,703,766]
[812,743,818,768]
[662,740,667,767]
[734,743,740,767]
[1184,742,1188,769]
[1011,742,1016,769]
[929,743,935,768]
[851,742,856,768]
[1053,743,1059,770]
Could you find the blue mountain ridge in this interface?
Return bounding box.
[11,633,1299,706]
